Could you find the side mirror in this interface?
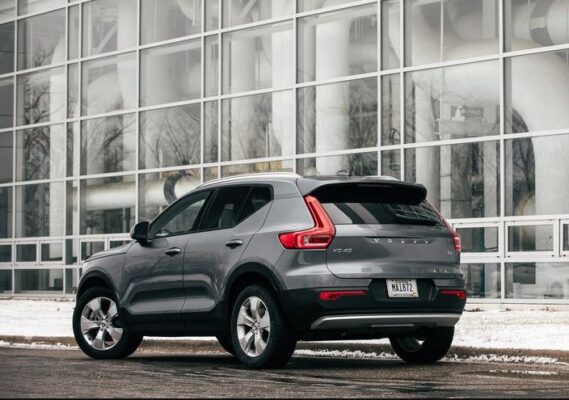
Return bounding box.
[130,221,149,243]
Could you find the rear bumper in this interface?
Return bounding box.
[279,278,466,336]
[310,313,461,330]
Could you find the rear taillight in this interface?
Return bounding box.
[440,289,467,300]
[278,195,336,250]
[319,290,367,301]
[427,200,461,252]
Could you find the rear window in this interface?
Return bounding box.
[314,184,442,226]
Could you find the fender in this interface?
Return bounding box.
[77,269,118,300]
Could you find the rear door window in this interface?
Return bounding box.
[201,186,252,230]
[314,184,442,226]
[240,186,272,222]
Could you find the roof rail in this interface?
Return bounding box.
[196,172,301,188]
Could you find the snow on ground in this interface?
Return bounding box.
[1,299,569,351]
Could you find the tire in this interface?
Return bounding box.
[230,284,296,369]
[216,333,235,355]
[73,287,143,359]
[389,327,454,364]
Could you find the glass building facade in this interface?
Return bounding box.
[0,0,568,302]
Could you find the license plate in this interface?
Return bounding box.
[386,279,419,298]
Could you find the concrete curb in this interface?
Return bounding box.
[2,335,569,363]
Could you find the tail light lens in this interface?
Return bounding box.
[279,195,336,250]
[427,201,461,252]
[440,289,467,300]
[319,290,367,301]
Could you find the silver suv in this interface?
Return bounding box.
[73,173,465,368]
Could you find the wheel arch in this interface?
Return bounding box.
[76,270,116,300]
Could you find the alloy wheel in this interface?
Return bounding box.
[236,296,270,357]
[80,297,123,351]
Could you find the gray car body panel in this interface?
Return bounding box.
[79,173,465,338]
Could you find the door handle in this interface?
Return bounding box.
[225,239,243,249]
[164,247,181,256]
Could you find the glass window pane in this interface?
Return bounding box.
[0,244,11,262]
[505,134,569,216]
[68,5,79,60]
[18,0,64,16]
[205,34,218,97]
[221,160,293,177]
[0,269,11,292]
[382,0,400,70]
[65,180,78,236]
[15,182,64,237]
[405,0,498,66]
[508,224,553,252]
[139,169,201,222]
[0,77,13,129]
[140,104,201,170]
[0,22,15,74]
[141,0,201,44]
[381,150,400,179]
[204,166,218,182]
[82,52,136,115]
[16,125,65,181]
[297,152,378,176]
[0,187,12,238]
[109,240,130,248]
[81,241,104,260]
[65,238,78,265]
[16,243,35,262]
[222,91,293,162]
[15,269,63,293]
[67,63,79,118]
[298,5,377,83]
[66,122,79,177]
[506,50,569,134]
[457,226,499,252]
[80,175,135,234]
[0,0,14,24]
[297,78,377,155]
[65,268,79,294]
[381,74,400,146]
[205,0,219,31]
[200,186,250,230]
[460,263,501,299]
[223,22,293,94]
[506,0,569,51]
[17,9,65,70]
[82,0,137,57]
[81,114,136,175]
[405,141,500,219]
[562,224,569,251]
[204,101,218,163]
[405,61,500,143]
[298,0,361,12]
[17,67,65,125]
[0,131,12,183]
[41,242,62,262]
[506,262,569,299]
[148,187,209,238]
[140,39,201,107]
[223,0,292,27]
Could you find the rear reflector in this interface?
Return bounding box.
[440,290,467,300]
[279,195,336,250]
[319,290,367,301]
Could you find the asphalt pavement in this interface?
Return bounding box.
[1,346,569,398]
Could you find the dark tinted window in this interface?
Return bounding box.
[315,184,442,226]
[150,191,210,238]
[240,186,272,221]
[201,186,251,230]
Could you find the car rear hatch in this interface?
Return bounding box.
[308,181,460,280]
